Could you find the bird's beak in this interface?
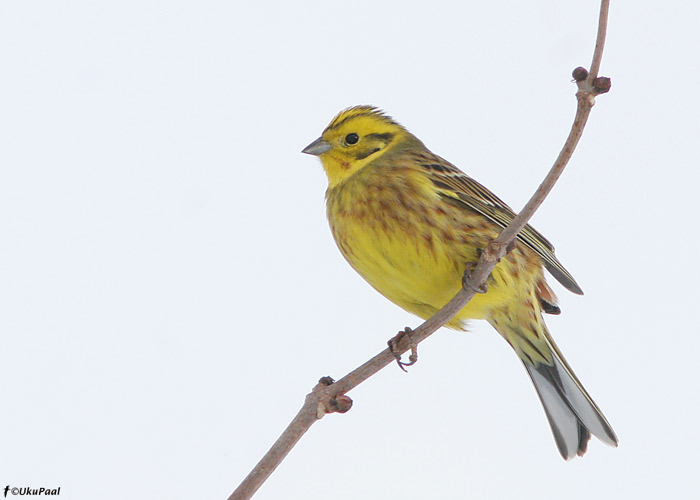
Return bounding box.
[302,137,332,156]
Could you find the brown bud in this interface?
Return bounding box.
[572,67,588,81]
[318,376,335,386]
[593,76,612,94]
[330,395,353,413]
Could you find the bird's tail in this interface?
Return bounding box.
[489,308,618,459]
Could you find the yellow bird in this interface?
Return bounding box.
[303,105,618,459]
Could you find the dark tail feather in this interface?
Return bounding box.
[523,345,618,459]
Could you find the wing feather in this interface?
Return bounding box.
[414,152,583,295]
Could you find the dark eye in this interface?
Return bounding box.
[345,133,359,145]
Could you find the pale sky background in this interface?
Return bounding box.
[1,1,699,499]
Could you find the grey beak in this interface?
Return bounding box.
[302,137,332,156]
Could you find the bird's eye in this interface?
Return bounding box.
[345,133,359,145]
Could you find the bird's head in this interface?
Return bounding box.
[302,106,413,188]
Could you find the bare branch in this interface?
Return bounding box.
[228,2,611,498]
[590,0,610,79]
[228,378,345,500]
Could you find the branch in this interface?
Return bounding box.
[228,2,610,498]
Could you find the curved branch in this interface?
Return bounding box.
[228,2,611,498]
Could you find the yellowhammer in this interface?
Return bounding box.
[302,105,617,459]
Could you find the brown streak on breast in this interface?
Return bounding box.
[422,231,437,258]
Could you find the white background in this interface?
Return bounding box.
[1,1,698,499]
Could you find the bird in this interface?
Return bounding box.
[302,105,618,459]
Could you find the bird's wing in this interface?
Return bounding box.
[415,153,583,295]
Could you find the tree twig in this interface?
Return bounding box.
[228,2,610,498]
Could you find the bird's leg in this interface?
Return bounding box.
[462,261,488,294]
[387,327,418,372]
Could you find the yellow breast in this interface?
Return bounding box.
[325,165,530,328]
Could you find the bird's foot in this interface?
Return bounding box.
[387,327,418,372]
[462,262,488,294]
